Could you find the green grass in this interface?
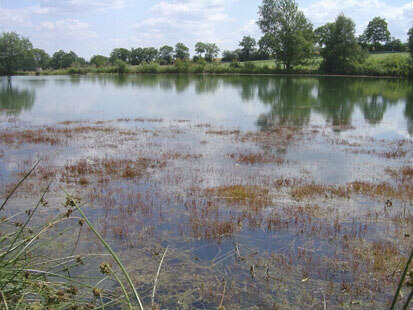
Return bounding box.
[220,59,279,68]
[227,53,408,70]
[368,52,409,59]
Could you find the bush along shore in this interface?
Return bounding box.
[12,54,412,78]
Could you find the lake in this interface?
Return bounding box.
[0,75,412,309]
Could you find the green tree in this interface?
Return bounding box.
[0,32,33,75]
[109,48,130,63]
[257,0,314,69]
[195,42,207,58]
[130,47,158,65]
[158,45,174,64]
[90,55,109,67]
[50,50,65,69]
[221,50,238,62]
[142,47,158,63]
[320,14,367,74]
[19,48,50,71]
[204,43,220,62]
[408,27,413,59]
[314,23,334,47]
[130,48,145,65]
[50,50,79,69]
[31,48,50,69]
[384,38,405,52]
[258,33,278,59]
[61,51,79,68]
[361,16,391,51]
[74,56,86,67]
[239,36,257,61]
[174,43,190,60]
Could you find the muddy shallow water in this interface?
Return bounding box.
[0,75,412,309]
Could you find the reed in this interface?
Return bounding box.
[0,161,154,309]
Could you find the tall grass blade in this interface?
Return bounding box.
[64,190,144,310]
[390,248,413,309]
[0,159,41,213]
[107,264,132,310]
[402,288,412,310]
[151,245,168,308]
[0,291,9,310]
[3,178,53,260]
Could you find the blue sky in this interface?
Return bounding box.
[0,0,412,59]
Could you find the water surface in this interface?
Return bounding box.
[0,75,412,309]
[1,75,411,137]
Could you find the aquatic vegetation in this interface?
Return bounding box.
[290,180,413,201]
[204,185,270,210]
[291,183,349,200]
[0,117,411,309]
[0,128,62,145]
[206,129,240,136]
[229,151,284,165]
[62,157,156,183]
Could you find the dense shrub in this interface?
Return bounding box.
[354,54,410,76]
[114,59,129,74]
[139,62,161,74]
[174,59,190,73]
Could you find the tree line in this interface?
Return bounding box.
[1,0,412,75]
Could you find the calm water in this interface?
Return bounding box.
[1,75,412,137]
[0,75,412,308]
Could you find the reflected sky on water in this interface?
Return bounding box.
[1,75,411,137]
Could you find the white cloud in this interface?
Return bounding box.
[0,8,32,28]
[39,19,97,39]
[240,19,261,37]
[302,0,413,39]
[129,0,234,49]
[0,5,52,29]
[39,0,126,11]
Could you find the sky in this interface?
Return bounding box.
[0,0,412,60]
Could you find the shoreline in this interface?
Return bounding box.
[4,71,410,79]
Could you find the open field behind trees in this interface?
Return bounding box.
[369,52,409,59]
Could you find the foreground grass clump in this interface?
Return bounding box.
[0,164,146,309]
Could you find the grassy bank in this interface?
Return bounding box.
[13,53,412,78]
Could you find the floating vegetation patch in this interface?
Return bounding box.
[206,129,240,135]
[229,151,284,165]
[291,181,413,201]
[61,157,162,183]
[204,185,270,210]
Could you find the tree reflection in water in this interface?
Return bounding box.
[0,78,35,116]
